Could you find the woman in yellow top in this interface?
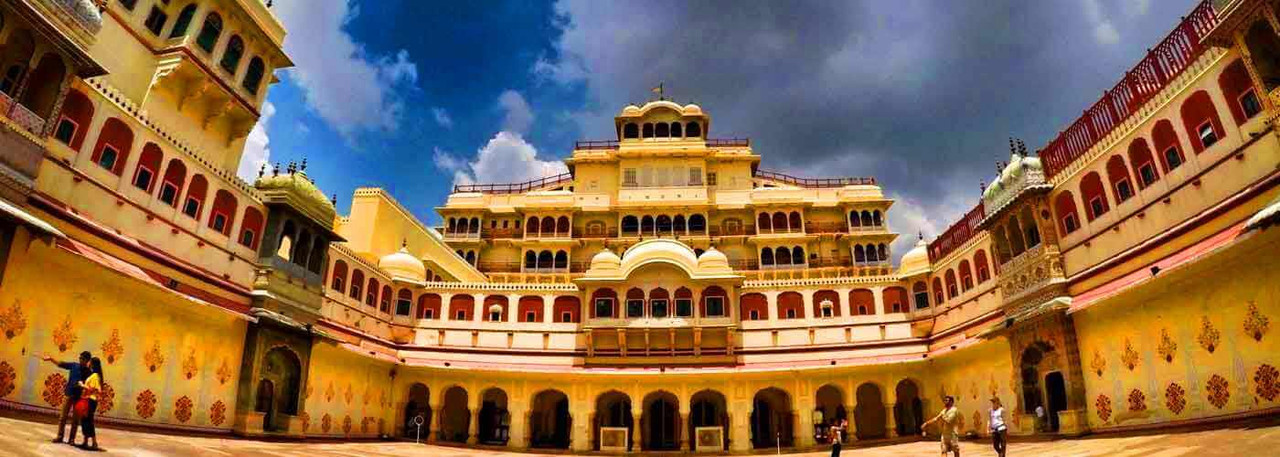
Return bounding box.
[75,357,104,451]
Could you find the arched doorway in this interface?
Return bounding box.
[1020,343,1049,432]
[689,389,728,451]
[854,383,887,439]
[750,387,793,449]
[814,384,847,444]
[641,391,680,451]
[258,347,301,433]
[594,390,633,451]
[477,388,510,445]
[894,380,924,435]
[529,389,571,449]
[1045,372,1067,432]
[403,383,432,440]
[439,386,470,443]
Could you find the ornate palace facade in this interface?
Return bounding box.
[0,0,1278,454]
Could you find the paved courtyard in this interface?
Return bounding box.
[3,415,1280,457]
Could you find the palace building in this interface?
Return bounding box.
[0,0,1278,454]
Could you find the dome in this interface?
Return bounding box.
[682,104,703,115]
[622,104,641,115]
[898,237,932,277]
[587,248,622,276]
[696,246,730,272]
[254,166,337,227]
[982,152,1046,206]
[379,246,426,282]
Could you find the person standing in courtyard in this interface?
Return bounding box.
[42,351,91,444]
[989,396,1008,457]
[828,418,845,457]
[73,357,104,451]
[922,395,962,457]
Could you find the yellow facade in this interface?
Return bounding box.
[1,0,1279,454]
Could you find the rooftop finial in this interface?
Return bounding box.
[1008,137,1017,155]
[331,193,337,205]
[272,162,280,176]
[1017,139,1028,157]
[918,231,924,241]
[401,238,408,249]
[300,157,308,172]
[979,180,986,192]
[651,82,664,101]
[258,163,265,179]
[287,161,297,174]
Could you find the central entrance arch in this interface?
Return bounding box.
[641,391,680,451]
[439,386,470,443]
[814,384,847,444]
[594,390,633,451]
[750,387,794,449]
[477,388,510,445]
[894,379,924,435]
[854,383,887,439]
[689,389,728,451]
[403,383,432,439]
[529,389,571,449]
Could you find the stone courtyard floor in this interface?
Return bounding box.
[3,415,1280,457]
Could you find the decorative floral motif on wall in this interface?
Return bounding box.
[325,381,334,403]
[1091,349,1106,377]
[0,361,15,398]
[1206,374,1230,409]
[100,329,123,364]
[143,341,165,373]
[181,349,198,380]
[342,415,352,435]
[42,373,66,407]
[361,416,372,434]
[300,411,310,431]
[0,300,27,339]
[1165,383,1186,415]
[52,316,77,353]
[216,359,232,385]
[321,413,332,433]
[136,389,157,419]
[98,383,115,414]
[1157,329,1177,363]
[955,411,965,432]
[1243,302,1269,342]
[362,386,371,405]
[210,400,226,426]
[1198,317,1220,353]
[1127,389,1146,412]
[303,383,313,400]
[1095,394,1113,422]
[972,410,983,434]
[344,383,354,405]
[1121,338,1140,371]
[1255,364,1279,402]
[174,395,193,423]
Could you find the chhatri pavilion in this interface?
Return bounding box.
[0,0,1278,454]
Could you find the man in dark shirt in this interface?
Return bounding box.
[43,351,91,443]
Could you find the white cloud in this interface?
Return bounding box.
[443,132,568,186]
[237,101,275,182]
[432,147,467,173]
[1082,0,1121,45]
[432,107,454,129]
[273,0,419,143]
[498,90,535,134]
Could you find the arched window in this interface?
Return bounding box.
[380,285,393,313]
[772,212,787,232]
[641,215,655,234]
[553,251,568,270]
[865,244,879,262]
[686,122,701,137]
[170,4,197,38]
[1218,59,1262,125]
[537,251,553,270]
[878,243,887,261]
[133,143,163,192]
[540,216,555,235]
[642,123,654,138]
[656,215,672,234]
[349,270,364,300]
[365,277,379,307]
[912,281,930,309]
[959,260,973,291]
[1153,120,1185,173]
[418,294,442,319]
[854,244,865,263]
[792,246,805,265]
[243,57,265,94]
[91,118,134,175]
[873,210,883,226]
[945,269,958,299]
[621,215,639,235]
[775,247,792,265]
[1055,191,1081,234]
[183,175,208,219]
[932,277,944,304]
[196,12,222,53]
[974,250,991,283]
[239,207,264,249]
[655,122,669,138]
[1105,155,1134,204]
[21,53,66,119]
[396,289,413,316]
[672,214,687,234]
[849,210,861,227]
[671,122,682,138]
[1020,207,1040,248]
[1006,219,1027,256]
[688,214,706,233]
[860,210,873,227]
[524,250,537,269]
[220,35,244,74]
[469,217,480,233]
[1079,172,1109,221]
[788,212,802,231]
[53,89,93,149]
[757,213,771,231]
[556,216,570,235]
[330,260,348,291]
[526,216,539,236]
[1245,21,1280,92]
[1127,138,1160,189]
[209,190,237,235]
[465,250,476,265]
[626,288,645,318]
[1179,90,1224,154]
[760,247,775,266]
[623,123,638,139]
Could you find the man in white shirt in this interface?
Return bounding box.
[922,395,961,457]
[989,397,1008,457]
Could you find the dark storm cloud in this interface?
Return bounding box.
[537,0,1194,258]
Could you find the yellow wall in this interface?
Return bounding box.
[926,337,1022,435]
[300,341,397,438]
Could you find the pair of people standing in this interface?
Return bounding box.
[922,395,1008,457]
[43,351,104,451]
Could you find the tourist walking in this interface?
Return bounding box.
[42,351,91,444]
[922,395,962,457]
[73,357,104,451]
[989,397,1008,457]
[829,418,848,457]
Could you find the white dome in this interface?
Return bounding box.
[622,104,641,115]
[682,103,704,115]
[697,246,730,271]
[379,246,426,282]
[897,237,932,277]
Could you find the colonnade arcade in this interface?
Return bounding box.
[394,379,928,452]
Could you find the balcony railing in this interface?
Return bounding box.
[929,203,986,262]
[753,169,876,188]
[706,138,751,147]
[574,140,620,150]
[441,230,481,240]
[0,91,46,136]
[1040,0,1218,179]
[709,224,756,237]
[453,172,573,194]
[481,228,524,240]
[848,224,886,232]
[576,227,621,238]
[805,222,849,234]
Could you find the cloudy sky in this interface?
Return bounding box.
[248,0,1194,260]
